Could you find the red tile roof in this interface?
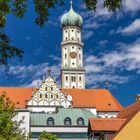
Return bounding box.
[61,89,123,111]
[0,87,123,112]
[0,87,33,108]
[89,118,126,131]
[117,101,140,119]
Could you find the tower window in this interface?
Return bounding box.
[72,46,74,49]
[71,76,76,82]
[66,76,68,81]
[51,87,53,91]
[71,29,74,32]
[79,77,82,82]
[45,94,47,98]
[79,54,81,59]
[45,87,47,91]
[79,47,81,50]
[66,37,68,40]
[77,30,80,33]
[73,86,75,89]
[64,118,71,125]
[65,30,67,33]
[65,54,67,59]
[72,62,75,65]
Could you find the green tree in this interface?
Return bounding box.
[0,92,26,140]
[39,131,57,140]
[0,0,122,66]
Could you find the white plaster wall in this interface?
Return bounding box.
[27,106,56,113]
[97,112,118,118]
[70,28,76,40]
[85,108,97,116]
[77,29,81,41]
[31,127,87,133]
[63,28,68,41]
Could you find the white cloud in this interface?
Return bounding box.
[84,38,140,87]
[82,30,93,40]
[118,19,140,35]
[79,0,112,40]
[123,0,140,12]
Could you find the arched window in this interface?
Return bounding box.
[66,76,68,81]
[51,87,53,91]
[40,94,42,98]
[79,76,82,82]
[47,117,54,125]
[64,117,71,125]
[79,54,81,59]
[56,94,59,98]
[77,118,84,125]
[65,54,67,59]
[51,94,53,99]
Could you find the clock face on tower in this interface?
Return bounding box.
[70,52,77,59]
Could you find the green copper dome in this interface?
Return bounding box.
[61,1,83,28]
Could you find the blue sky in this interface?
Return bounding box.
[1,0,140,107]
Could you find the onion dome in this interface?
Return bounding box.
[61,0,83,28]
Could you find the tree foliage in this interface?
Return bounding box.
[39,131,57,140]
[0,92,26,140]
[0,0,122,66]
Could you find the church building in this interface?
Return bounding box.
[0,1,123,140]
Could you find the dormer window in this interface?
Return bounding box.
[47,117,54,125]
[77,118,84,125]
[64,117,71,125]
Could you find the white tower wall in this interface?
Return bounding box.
[61,26,85,89]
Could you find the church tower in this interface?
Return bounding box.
[60,0,85,89]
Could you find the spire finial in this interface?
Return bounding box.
[48,68,51,76]
[70,0,73,8]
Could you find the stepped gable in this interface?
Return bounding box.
[0,87,123,112]
[61,89,123,111]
